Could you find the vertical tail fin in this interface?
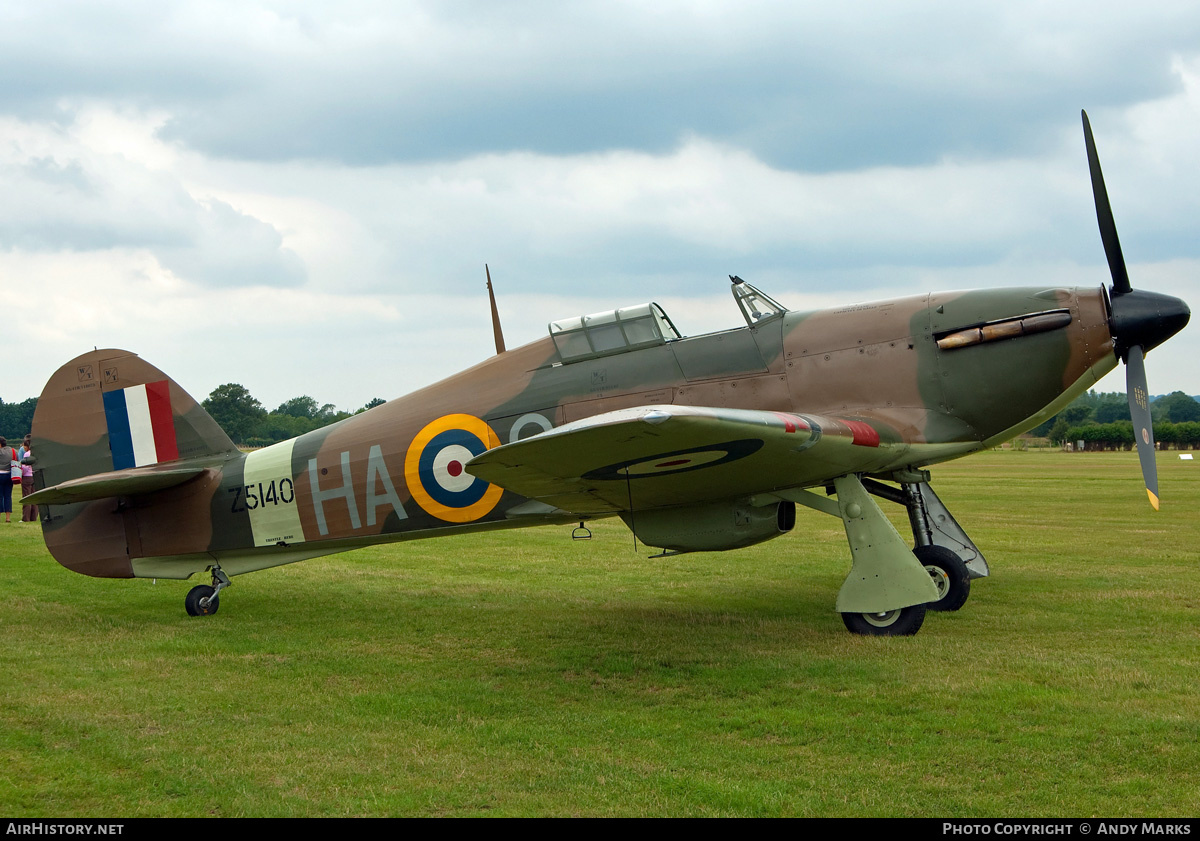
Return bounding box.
[33,349,237,488]
[31,349,238,578]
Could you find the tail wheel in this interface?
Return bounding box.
[841,603,926,636]
[915,545,970,612]
[185,585,219,617]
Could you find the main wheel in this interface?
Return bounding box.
[915,545,970,612]
[841,603,926,636]
[185,584,219,617]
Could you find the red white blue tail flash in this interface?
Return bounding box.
[103,380,180,470]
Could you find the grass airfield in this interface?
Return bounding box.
[1,450,1197,817]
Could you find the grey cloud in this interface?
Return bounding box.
[4,2,1200,172]
[2,145,305,288]
[150,44,1187,173]
[22,156,95,193]
[155,198,306,288]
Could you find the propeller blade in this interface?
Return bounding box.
[1082,110,1132,295]
[1125,345,1160,509]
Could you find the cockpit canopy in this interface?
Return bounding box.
[731,276,787,327]
[547,277,787,364]
[549,302,681,363]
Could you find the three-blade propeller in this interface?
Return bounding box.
[1082,110,1190,509]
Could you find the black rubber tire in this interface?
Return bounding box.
[841,603,927,636]
[185,585,219,617]
[915,544,970,612]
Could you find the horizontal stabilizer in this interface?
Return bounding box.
[23,465,213,506]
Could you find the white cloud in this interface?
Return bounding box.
[0,110,305,286]
[6,1,1199,169]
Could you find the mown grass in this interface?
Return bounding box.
[1,451,1197,817]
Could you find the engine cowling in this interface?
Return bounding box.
[620,499,796,553]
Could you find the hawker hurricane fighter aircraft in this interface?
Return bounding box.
[24,113,1190,636]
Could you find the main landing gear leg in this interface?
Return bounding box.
[832,474,940,636]
[185,566,231,617]
[861,473,987,612]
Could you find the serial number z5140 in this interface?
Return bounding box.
[229,479,296,514]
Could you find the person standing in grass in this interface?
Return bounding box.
[0,436,15,523]
[19,435,35,523]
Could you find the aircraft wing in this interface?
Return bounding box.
[466,405,906,515]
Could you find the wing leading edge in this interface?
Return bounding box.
[466,405,907,515]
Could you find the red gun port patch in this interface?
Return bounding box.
[772,412,809,433]
[843,420,880,447]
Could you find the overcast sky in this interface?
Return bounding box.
[3,0,1198,412]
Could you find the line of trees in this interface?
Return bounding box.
[1055,420,1200,451]
[1036,390,1200,446]
[0,397,38,441]
[201,384,386,446]
[4,387,383,446]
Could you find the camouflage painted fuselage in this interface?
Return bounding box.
[32,284,1116,581]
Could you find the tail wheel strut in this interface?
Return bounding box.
[185,567,231,617]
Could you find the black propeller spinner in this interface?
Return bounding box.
[1082,110,1190,508]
